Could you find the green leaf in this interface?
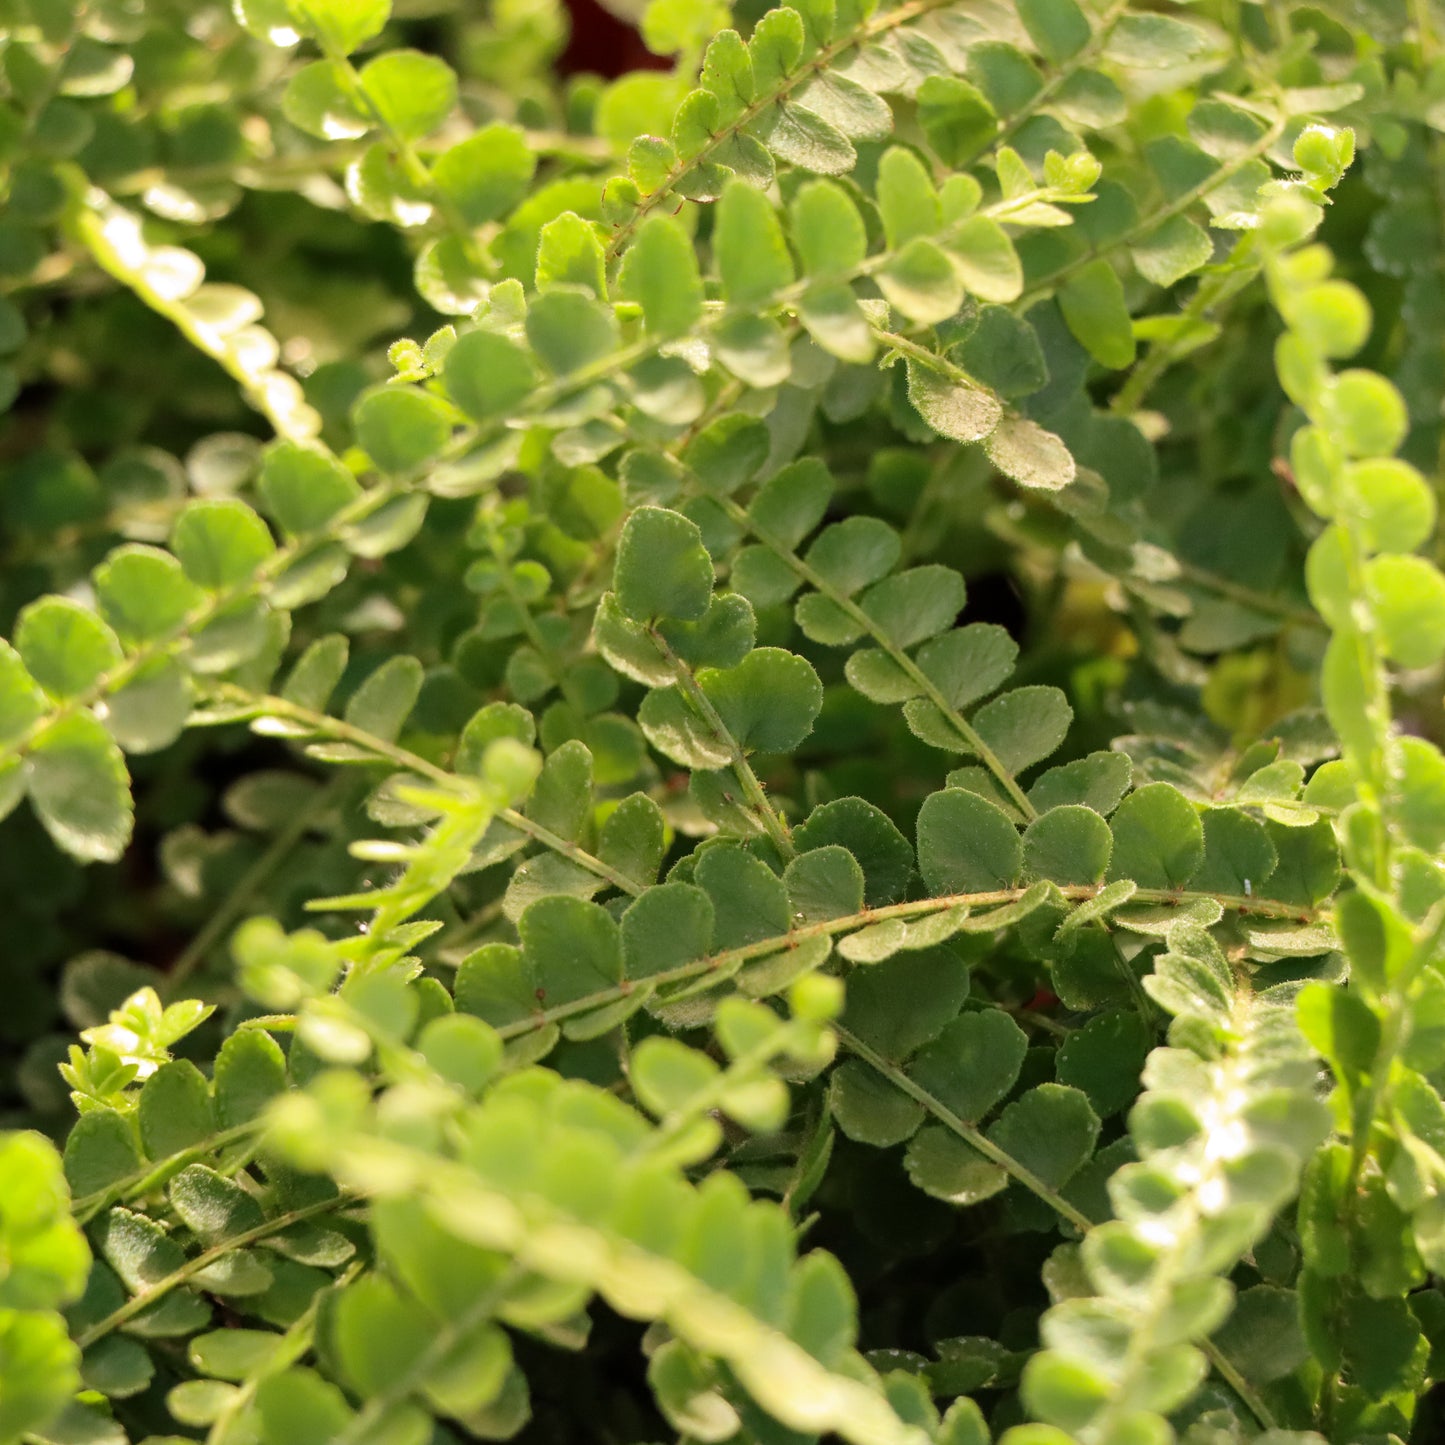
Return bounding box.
[190,1329,282,1381]
[1320,370,1408,458]
[343,654,423,741]
[1348,459,1437,553]
[1143,927,1232,1021]
[82,1334,153,1399]
[1054,1012,1150,1117]
[536,212,607,295]
[334,1271,436,1397]
[171,499,276,590]
[1017,0,1092,62]
[352,386,451,474]
[96,1205,187,1292]
[259,441,361,533]
[879,238,963,326]
[615,507,714,624]
[949,216,1023,303]
[805,517,901,598]
[621,882,715,978]
[63,1109,142,1198]
[1132,215,1213,288]
[455,944,534,1028]
[916,789,1023,895]
[618,215,705,337]
[1297,979,1380,1076]
[639,687,728,770]
[1367,555,1445,668]
[1028,752,1131,815]
[1024,805,1111,885]
[798,71,890,141]
[92,547,204,646]
[1108,12,1217,67]
[598,792,666,886]
[757,102,855,174]
[14,599,122,700]
[518,895,622,1007]
[1058,259,1135,369]
[857,566,967,651]
[907,360,1004,443]
[526,288,620,374]
[685,416,770,496]
[213,1029,287,1127]
[527,739,592,841]
[985,417,1075,491]
[911,624,1016,710]
[433,124,535,226]
[842,946,971,1060]
[715,182,794,306]
[443,329,540,422]
[169,1164,266,1242]
[282,60,369,139]
[289,0,389,53]
[256,1368,355,1443]
[101,660,191,755]
[695,845,790,949]
[282,634,349,713]
[791,179,867,277]
[1337,1292,1426,1398]
[904,1127,1007,1205]
[795,796,915,905]
[0,1311,80,1444]
[359,49,456,140]
[0,647,45,751]
[1106,782,1203,890]
[909,1011,1027,1122]
[785,845,865,924]
[970,685,1072,773]
[631,1036,720,1118]
[1190,808,1277,896]
[1213,1285,1310,1384]
[876,148,938,248]
[416,1014,502,1096]
[829,1060,924,1146]
[26,714,133,862]
[138,1060,214,1159]
[986,1083,1099,1189]
[798,281,875,362]
[701,647,823,754]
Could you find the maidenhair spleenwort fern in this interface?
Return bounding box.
[7,1,1445,1444]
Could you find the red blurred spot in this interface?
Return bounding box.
[1026,986,1059,1012]
[560,0,671,77]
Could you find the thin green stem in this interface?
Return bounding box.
[76,1195,351,1347]
[208,685,644,897]
[307,31,482,266]
[1017,113,1289,306]
[835,1024,1093,1230]
[70,1124,259,1226]
[1111,237,1260,418]
[649,630,797,858]
[842,1017,1276,1433]
[714,479,1037,820]
[603,0,958,263]
[989,0,1131,153]
[485,879,1316,1038]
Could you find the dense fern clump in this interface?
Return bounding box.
[4,1,1445,1442]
